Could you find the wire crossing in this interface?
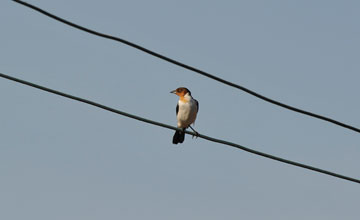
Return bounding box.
[12,0,360,134]
[0,72,359,184]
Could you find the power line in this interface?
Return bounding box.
[0,72,359,184]
[12,0,360,134]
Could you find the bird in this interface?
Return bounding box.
[170,87,199,144]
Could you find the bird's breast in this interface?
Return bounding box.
[176,99,198,128]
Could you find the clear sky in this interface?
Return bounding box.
[1,0,360,219]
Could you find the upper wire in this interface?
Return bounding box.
[0,72,359,184]
[11,0,360,134]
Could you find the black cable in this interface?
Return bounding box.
[0,72,359,184]
[12,0,360,134]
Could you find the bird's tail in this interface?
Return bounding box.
[172,129,185,144]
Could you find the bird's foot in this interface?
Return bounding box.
[189,126,199,139]
[192,131,199,139]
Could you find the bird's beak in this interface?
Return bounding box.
[170,90,176,94]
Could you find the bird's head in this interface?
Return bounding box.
[170,87,191,97]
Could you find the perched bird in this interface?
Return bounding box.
[170,87,199,144]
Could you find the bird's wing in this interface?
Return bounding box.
[176,103,179,116]
[195,99,199,113]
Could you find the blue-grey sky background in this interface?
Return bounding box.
[1,0,360,219]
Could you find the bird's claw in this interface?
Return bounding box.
[192,131,199,139]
